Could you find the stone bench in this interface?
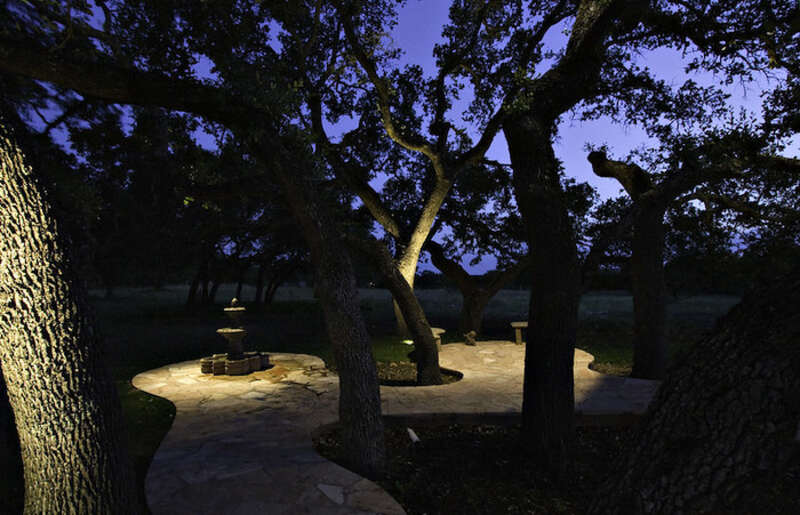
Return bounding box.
[510,321,527,345]
[431,327,446,349]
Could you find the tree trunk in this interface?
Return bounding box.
[589,271,800,514]
[427,239,528,338]
[251,140,386,479]
[458,290,490,336]
[382,266,442,385]
[234,266,244,300]
[186,269,201,306]
[200,277,209,304]
[392,262,417,337]
[0,125,139,513]
[254,263,266,303]
[265,280,280,305]
[348,235,443,385]
[505,117,579,476]
[630,198,668,380]
[392,299,408,337]
[208,275,221,305]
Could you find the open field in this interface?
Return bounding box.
[1,285,740,513]
[89,284,741,377]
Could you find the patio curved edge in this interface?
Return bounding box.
[131,342,660,514]
[132,353,406,515]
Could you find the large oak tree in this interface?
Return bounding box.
[0,116,140,513]
[588,267,800,514]
[0,0,387,478]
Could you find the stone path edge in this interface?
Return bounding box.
[132,341,661,514]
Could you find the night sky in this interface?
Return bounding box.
[385,1,791,272]
[52,2,797,273]
[391,1,785,200]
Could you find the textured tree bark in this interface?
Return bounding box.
[391,259,417,337]
[0,125,139,513]
[505,117,579,476]
[0,37,388,481]
[345,234,443,385]
[376,251,443,385]
[589,271,800,514]
[630,198,668,380]
[388,278,443,385]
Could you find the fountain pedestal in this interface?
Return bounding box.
[200,298,270,376]
[217,327,246,360]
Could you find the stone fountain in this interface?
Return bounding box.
[200,298,269,376]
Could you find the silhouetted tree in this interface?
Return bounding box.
[589,268,800,514]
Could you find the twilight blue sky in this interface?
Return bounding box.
[379,1,794,273]
[43,2,795,274]
[390,1,785,199]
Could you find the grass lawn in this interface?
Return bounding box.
[0,285,739,514]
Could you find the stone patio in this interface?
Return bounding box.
[132,341,661,514]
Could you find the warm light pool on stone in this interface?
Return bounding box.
[133,342,660,514]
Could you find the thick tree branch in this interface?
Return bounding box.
[338,9,440,166]
[0,36,266,127]
[525,0,644,121]
[431,1,491,151]
[307,95,404,239]
[425,240,474,293]
[39,99,89,135]
[587,150,654,198]
[400,179,453,271]
[767,155,800,173]
[485,257,529,297]
[679,191,789,224]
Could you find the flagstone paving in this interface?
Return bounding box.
[132,341,660,514]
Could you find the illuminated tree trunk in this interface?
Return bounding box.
[0,125,139,513]
[392,257,418,337]
[505,117,579,476]
[358,240,442,385]
[589,271,800,514]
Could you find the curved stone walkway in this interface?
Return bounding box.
[132,342,660,514]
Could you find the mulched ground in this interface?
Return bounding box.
[314,423,800,515]
[375,361,461,386]
[315,423,630,514]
